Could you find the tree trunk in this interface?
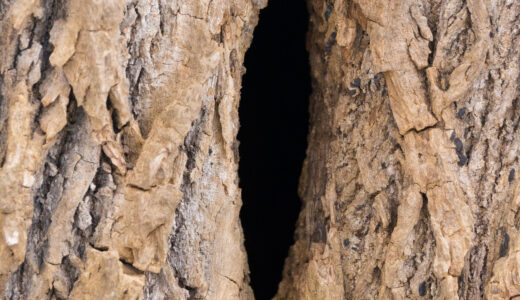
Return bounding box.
[0,0,265,298]
[276,0,520,299]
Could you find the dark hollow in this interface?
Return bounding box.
[238,1,311,299]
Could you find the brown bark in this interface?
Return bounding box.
[276,0,520,299]
[2,0,520,299]
[0,0,264,298]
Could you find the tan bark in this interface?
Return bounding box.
[276,0,520,299]
[2,0,520,299]
[0,0,264,298]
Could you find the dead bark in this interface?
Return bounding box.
[275,0,520,299]
[0,0,265,299]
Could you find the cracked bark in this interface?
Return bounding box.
[1,0,520,299]
[276,0,520,299]
[0,0,264,298]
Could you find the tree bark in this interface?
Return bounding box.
[2,0,520,299]
[0,0,265,298]
[276,0,520,299]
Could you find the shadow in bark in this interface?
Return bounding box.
[238,1,310,299]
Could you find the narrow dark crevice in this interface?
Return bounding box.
[238,1,310,299]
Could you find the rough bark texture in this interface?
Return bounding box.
[276,0,520,299]
[2,0,520,299]
[0,0,265,298]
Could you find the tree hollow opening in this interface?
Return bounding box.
[238,1,310,299]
